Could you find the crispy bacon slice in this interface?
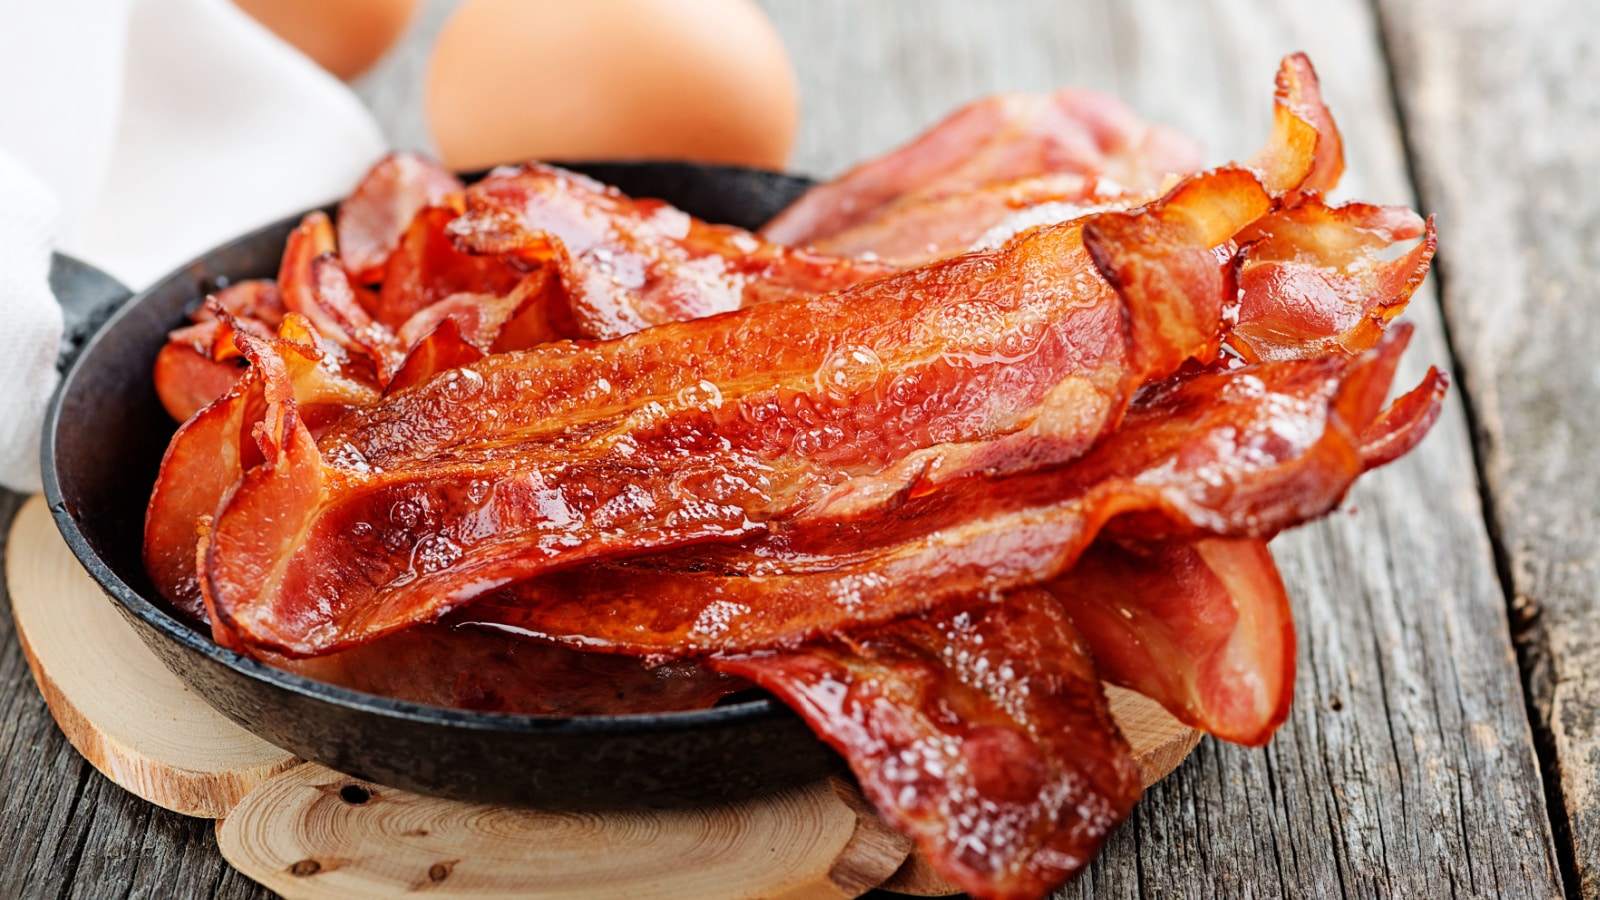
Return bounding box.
[154,281,286,423]
[306,254,407,381]
[380,263,573,397]
[384,318,486,397]
[145,382,260,621]
[1358,363,1448,468]
[278,212,339,333]
[459,328,1441,658]
[448,164,897,339]
[712,590,1139,900]
[797,172,1127,266]
[200,169,1271,655]
[766,53,1337,273]
[332,166,1262,467]
[146,315,381,615]
[196,279,287,326]
[1230,202,1436,362]
[153,324,250,424]
[761,89,1202,248]
[393,268,572,358]
[1039,362,1442,747]
[375,205,527,331]
[1046,537,1293,745]
[337,152,464,284]
[1252,53,1344,196]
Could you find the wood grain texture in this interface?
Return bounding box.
[754,0,1562,896]
[1108,686,1206,788]
[1373,1,1600,895]
[6,497,299,818]
[218,766,910,900]
[0,1,1574,897]
[0,489,274,900]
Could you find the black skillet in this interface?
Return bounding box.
[39,162,847,810]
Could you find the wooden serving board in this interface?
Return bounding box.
[6,495,1200,898]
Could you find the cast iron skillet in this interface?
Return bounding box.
[40,162,848,810]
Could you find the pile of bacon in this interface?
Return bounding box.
[145,55,1442,900]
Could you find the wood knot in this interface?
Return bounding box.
[289,859,322,877]
[428,860,457,883]
[340,784,373,804]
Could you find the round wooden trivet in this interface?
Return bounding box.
[6,494,1202,898]
[218,765,909,900]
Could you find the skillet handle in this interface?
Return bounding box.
[50,252,133,374]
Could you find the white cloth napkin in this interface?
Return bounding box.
[0,0,388,491]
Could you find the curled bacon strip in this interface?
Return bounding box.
[153,280,285,422]
[375,205,527,331]
[793,172,1120,266]
[448,164,897,339]
[153,327,250,424]
[1231,201,1436,362]
[1047,537,1294,745]
[1252,53,1344,196]
[145,383,258,622]
[761,88,1203,249]
[392,268,571,359]
[145,315,381,616]
[337,152,464,284]
[764,54,1338,280]
[713,590,1139,900]
[462,328,1439,657]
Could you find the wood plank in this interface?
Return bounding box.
[0,489,270,900]
[0,2,1566,897]
[753,0,1561,896]
[1373,0,1600,895]
[6,497,299,819]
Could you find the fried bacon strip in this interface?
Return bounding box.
[196,168,1272,655]
[760,87,1202,249]
[790,172,1127,267]
[1046,537,1294,745]
[712,590,1140,900]
[447,163,898,339]
[337,152,464,284]
[763,53,1336,272]
[330,166,1260,464]
[153,280,284,422]
[375,205,528,331]
[460,329,1443,657]
[1041,343,1444,746]
[1230,201,1436,362]
[145,315,381,616]
[1251,53,1344,196]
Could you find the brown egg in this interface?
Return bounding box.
[426,0,799,171]
[233,0,422,80]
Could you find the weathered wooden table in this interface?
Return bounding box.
[2,1,1593,896]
